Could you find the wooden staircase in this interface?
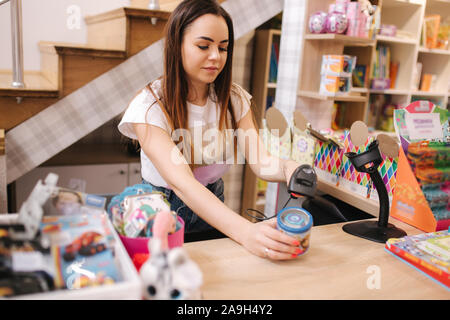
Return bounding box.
[0,7,171,131]
[1,0,272,215]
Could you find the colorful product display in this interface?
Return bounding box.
[407,141,450,222]
[339,131,375,198]
[291,126,316,166]
[314,139,343,181]
[391,101,450,232]
[262,118,292,160]
[40,211,121,290]
[107,184,182,238]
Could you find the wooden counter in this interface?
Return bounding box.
[184,218,449,299]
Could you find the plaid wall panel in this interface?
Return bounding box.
[5,0,283,184]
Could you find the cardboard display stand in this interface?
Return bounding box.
[262,107,291,160]
[292,110,315,166]
[390,101,450,232]
[390,147,450,232]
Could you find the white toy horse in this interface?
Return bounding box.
[139,211,203,300]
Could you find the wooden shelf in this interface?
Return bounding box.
[305,34,375,46]
[418,47,450,55]
[298,90,368,102]
[267,82,277,89]
[317,178,379,217]
[411,91,448,97]
[375,35,417,45]
[369,89,410,95]
[382,0,423,9]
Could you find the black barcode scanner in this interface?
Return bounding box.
[288,164,317,198]
[287,164,347,225]
[245,164,347,224]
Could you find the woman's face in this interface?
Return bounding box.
[181,14,229,90]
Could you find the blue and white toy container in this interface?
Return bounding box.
[277,207,313,256]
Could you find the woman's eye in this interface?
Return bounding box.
[198,45,208,50]
[219,47,228,52]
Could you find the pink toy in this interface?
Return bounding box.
[119,215,184,261]
[326,11,348,34]
[308,11,328,34]
[152,210,177,251]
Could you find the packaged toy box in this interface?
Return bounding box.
[0,184,141,299]
[319,54,356,96]
[391,101,450,232]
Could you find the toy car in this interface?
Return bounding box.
[63,231,107,262]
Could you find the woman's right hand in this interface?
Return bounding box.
[240,218,303,260]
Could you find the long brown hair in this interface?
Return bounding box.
[161,0,237,134]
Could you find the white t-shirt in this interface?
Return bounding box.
[118,79,252,188]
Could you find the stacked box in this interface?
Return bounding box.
[319,55,356,96]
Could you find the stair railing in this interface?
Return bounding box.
[1,0,25,89]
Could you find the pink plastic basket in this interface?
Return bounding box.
[119,216,185,259]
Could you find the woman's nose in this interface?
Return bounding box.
[209,46,220,60]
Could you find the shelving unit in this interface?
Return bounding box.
[241,28,281,216]
[264,0,450,217]
[294,0,450,127]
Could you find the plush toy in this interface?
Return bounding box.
[359,0,375,17]
[139,211,202,300]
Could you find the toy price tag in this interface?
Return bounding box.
[405,113,443,141]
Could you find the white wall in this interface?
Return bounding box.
[0,0,128,71]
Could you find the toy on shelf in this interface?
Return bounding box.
[378,24,397,37]
[326,11,348,34]
[424,15,441,49]
[308,0,378,38]
[309,11,328,34]
[319,54,357,96]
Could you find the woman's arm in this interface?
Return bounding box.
[133,123,252,243]
[133,123,300,260]
[236,110,300,185]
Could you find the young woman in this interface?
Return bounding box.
[119,0,302,260]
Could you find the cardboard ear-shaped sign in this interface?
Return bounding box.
[293,110,308,131]
[349,121,369,147]
[377,133,399,158]
[265,107,288,137]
